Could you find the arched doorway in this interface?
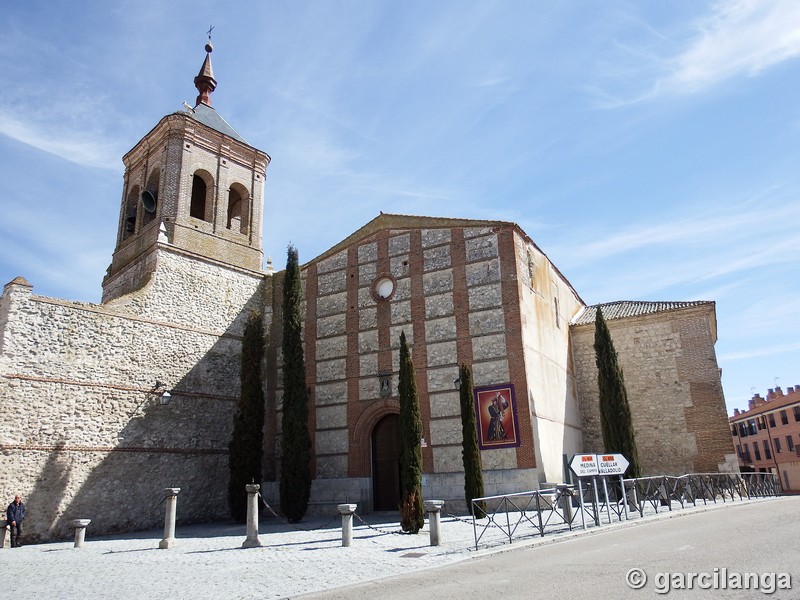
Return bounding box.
[372,414,401,511]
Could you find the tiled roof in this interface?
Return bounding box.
[570,300,713,326]
[186,103,248,145]
[7,276,32,287]
[729,389,800,421]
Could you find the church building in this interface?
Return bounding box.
[0,43,736,541]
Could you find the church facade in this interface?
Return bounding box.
[0,45,736,542]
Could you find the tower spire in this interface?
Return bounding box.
[194,29,217,107]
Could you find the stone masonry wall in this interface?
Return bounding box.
[0,250,264,542]
[571,305,735,475]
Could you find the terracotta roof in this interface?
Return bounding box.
[5,276,32,287]
[729,389,800,422]
[570,300,714,326]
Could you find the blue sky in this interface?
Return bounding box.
[1,1,799,413]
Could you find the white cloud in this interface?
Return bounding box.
[555,198,799,267]
[720,341,800,362]
[662,0,800,94]
[0,111,121,170]
[592,1,800,107]
[725,294,800,338]
[547,196,800,303]
[574,211,759,259]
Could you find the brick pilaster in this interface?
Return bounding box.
[497,227,536,469]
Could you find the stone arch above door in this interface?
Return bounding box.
[349,399,399,477]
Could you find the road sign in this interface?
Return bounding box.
[569,453,599,477]
[597,453,629,475]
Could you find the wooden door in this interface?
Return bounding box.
[372,414,401,511]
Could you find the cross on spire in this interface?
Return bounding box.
[194,33,217,107]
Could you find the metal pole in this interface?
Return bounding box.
[577,478,587,530]
[535,493,545,537]
[472,501,479,550]
[620,475,629,521]
[591,477,601,526]
[601,477,612,523]
[504,498,512,544]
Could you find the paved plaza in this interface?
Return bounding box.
[0,497,785,600]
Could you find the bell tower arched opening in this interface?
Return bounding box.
[226,183,250,234]
[122,185,139,240]
[141,167,160,228]
[190,172,213,222]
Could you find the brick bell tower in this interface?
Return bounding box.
[102,39,270,302]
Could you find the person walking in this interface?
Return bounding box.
[7,495,25,548]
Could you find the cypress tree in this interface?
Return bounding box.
[228,309,266,522]
[279,245,312,523]
[594,307,642,477]
[459,364,486,517]
[398,331,424,533]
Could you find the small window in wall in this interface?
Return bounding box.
[786,435,795,452]
[794,406,800,422]
[763,440,772,460]
[554,296,560,329]
[768,413,776,427]
[753,443,761,461]
[757,416,765,430]
[190,174,210,221]
[780,410,788,425]
[774,437,782,453]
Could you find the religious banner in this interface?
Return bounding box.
[474,383,520,450]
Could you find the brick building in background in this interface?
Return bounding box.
[730,386,800,492]
[0,42,736,542]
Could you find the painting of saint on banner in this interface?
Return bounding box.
[474,384,520,450]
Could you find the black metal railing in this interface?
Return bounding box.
[469,472,780,550]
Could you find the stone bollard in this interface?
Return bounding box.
[159,488,181,549]
[337,503,357,547]
[71,519,91,548]
[557,485,574,523]
[242,484,263,548]
[424,500,445,546]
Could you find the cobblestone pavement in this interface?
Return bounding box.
[0,498,780,600]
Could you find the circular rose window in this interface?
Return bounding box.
[373,276,395,300]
